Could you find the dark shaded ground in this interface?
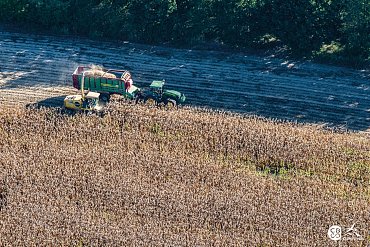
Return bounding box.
[27,96,66,108]
[0,28,369,131]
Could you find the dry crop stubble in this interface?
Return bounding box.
[0,103,369,246]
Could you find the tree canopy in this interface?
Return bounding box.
[1,0,369,66]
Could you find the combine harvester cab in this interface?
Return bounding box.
[72,66,140,102]
[64,92,104,113]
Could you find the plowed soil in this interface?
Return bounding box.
[0,29,369,131]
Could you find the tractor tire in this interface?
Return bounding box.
[144,96,157,106]
[165,99,177,109]
[135,94,145,104]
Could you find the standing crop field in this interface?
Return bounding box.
[0,103,369,246]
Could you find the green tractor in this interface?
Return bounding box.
[136,80,186,107]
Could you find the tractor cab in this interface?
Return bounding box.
[64,92,104,112]
[149,80,165,94]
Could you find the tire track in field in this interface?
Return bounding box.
[0,29,369,131]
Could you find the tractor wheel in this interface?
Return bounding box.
[135,95,145,104]
[100,93,111,103]
[144,96,157,106]
[165,99,177,109]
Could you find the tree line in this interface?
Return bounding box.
[0,0,369,66]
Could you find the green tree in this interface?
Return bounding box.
[126,0,177,43]
[0,0,368,65]
[341,0,370,61]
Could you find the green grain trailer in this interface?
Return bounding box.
[72,66,140,101]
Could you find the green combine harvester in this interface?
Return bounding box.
[69,66,185,108]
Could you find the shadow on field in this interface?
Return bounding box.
[26,95,66,109]
[26,95,107,118]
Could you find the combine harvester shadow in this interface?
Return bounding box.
[26,95,66,109]
[26,95,108,117]
[24,96,79,116]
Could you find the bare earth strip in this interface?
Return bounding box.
[0,29,369,131]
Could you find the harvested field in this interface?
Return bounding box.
[0,104,369,246]
[0,28,369,131]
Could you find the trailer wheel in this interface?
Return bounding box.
[100,93,110,102]
[98,111,105,118]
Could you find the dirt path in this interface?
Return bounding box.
[0,29,369,131]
